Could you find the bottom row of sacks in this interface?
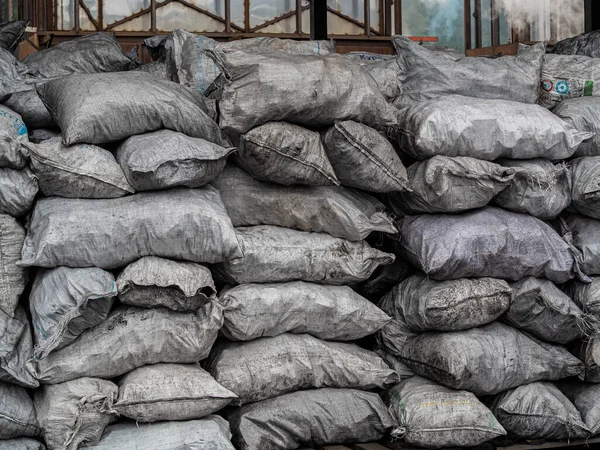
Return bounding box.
[5,369,600,450]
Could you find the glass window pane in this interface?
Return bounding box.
[250,0,294,28]
[156,1,225,32]
[104,0,150,28]
[481,0,491,47]
[57,0,75,30]
[328,0,364,22]
[231,0,245,27]
[402,0,466,53]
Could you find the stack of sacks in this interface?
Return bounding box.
[377,36,600,449]
[0,53,41,449]
[198,38,414,449]
[5,32,244,450]
[0,27,411,450]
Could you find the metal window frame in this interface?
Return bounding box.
[37,0,387,36]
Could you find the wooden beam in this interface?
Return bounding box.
[296,0,302,34]
[364,0,371,36]
[98,0,104,30]
[464,0,471,50]
[244,0,250,32]
[474,0,481,47]
[394,0,402,34]
[383,0,392,35]
[74,0,80,32]
[310,0,327,40]
[151,0,157,32]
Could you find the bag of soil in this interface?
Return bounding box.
[397,207,577,283]
[237,122,338,186]
[36,72,229,147]
[228,388,396,450]
[213,164,396,241]
[394,95,592,161]
[117,256,215,311]
[207,333,398,404]
[401,321,584,395]
[36,302,223,384]
[29,267,116,359]
[0,381,39,439]
[113,363,237,422]
[21,138,134,199]
[490,382,589,440]
[388,156,514,214]
[19,187,241,269]
[388,376,506,449]
[219,281,390,341]
[34,377,118,450]
[214,225,395,285]
[494,159,571,220]
[322,120,411,193]
[116,130,234,191]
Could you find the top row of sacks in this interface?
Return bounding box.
[2,31,596,161]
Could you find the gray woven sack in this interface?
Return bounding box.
[19,187,241,269]
[36,71,230,147]
[219,281,391,341]
[210,48,397,134]
[21,138,134,199]
[494,159,571,220]
[36,302,223,384]
[397,207,577,283]
[400,321,584,395]
[213,164,396,241]
[394,95,592,162]
[207,333,398,404]
[228,388,396,450]
[213,225,395,285]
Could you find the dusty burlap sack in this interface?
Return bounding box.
[207,333,398,404]
[214,225,395,285]
[113,363,237,422]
